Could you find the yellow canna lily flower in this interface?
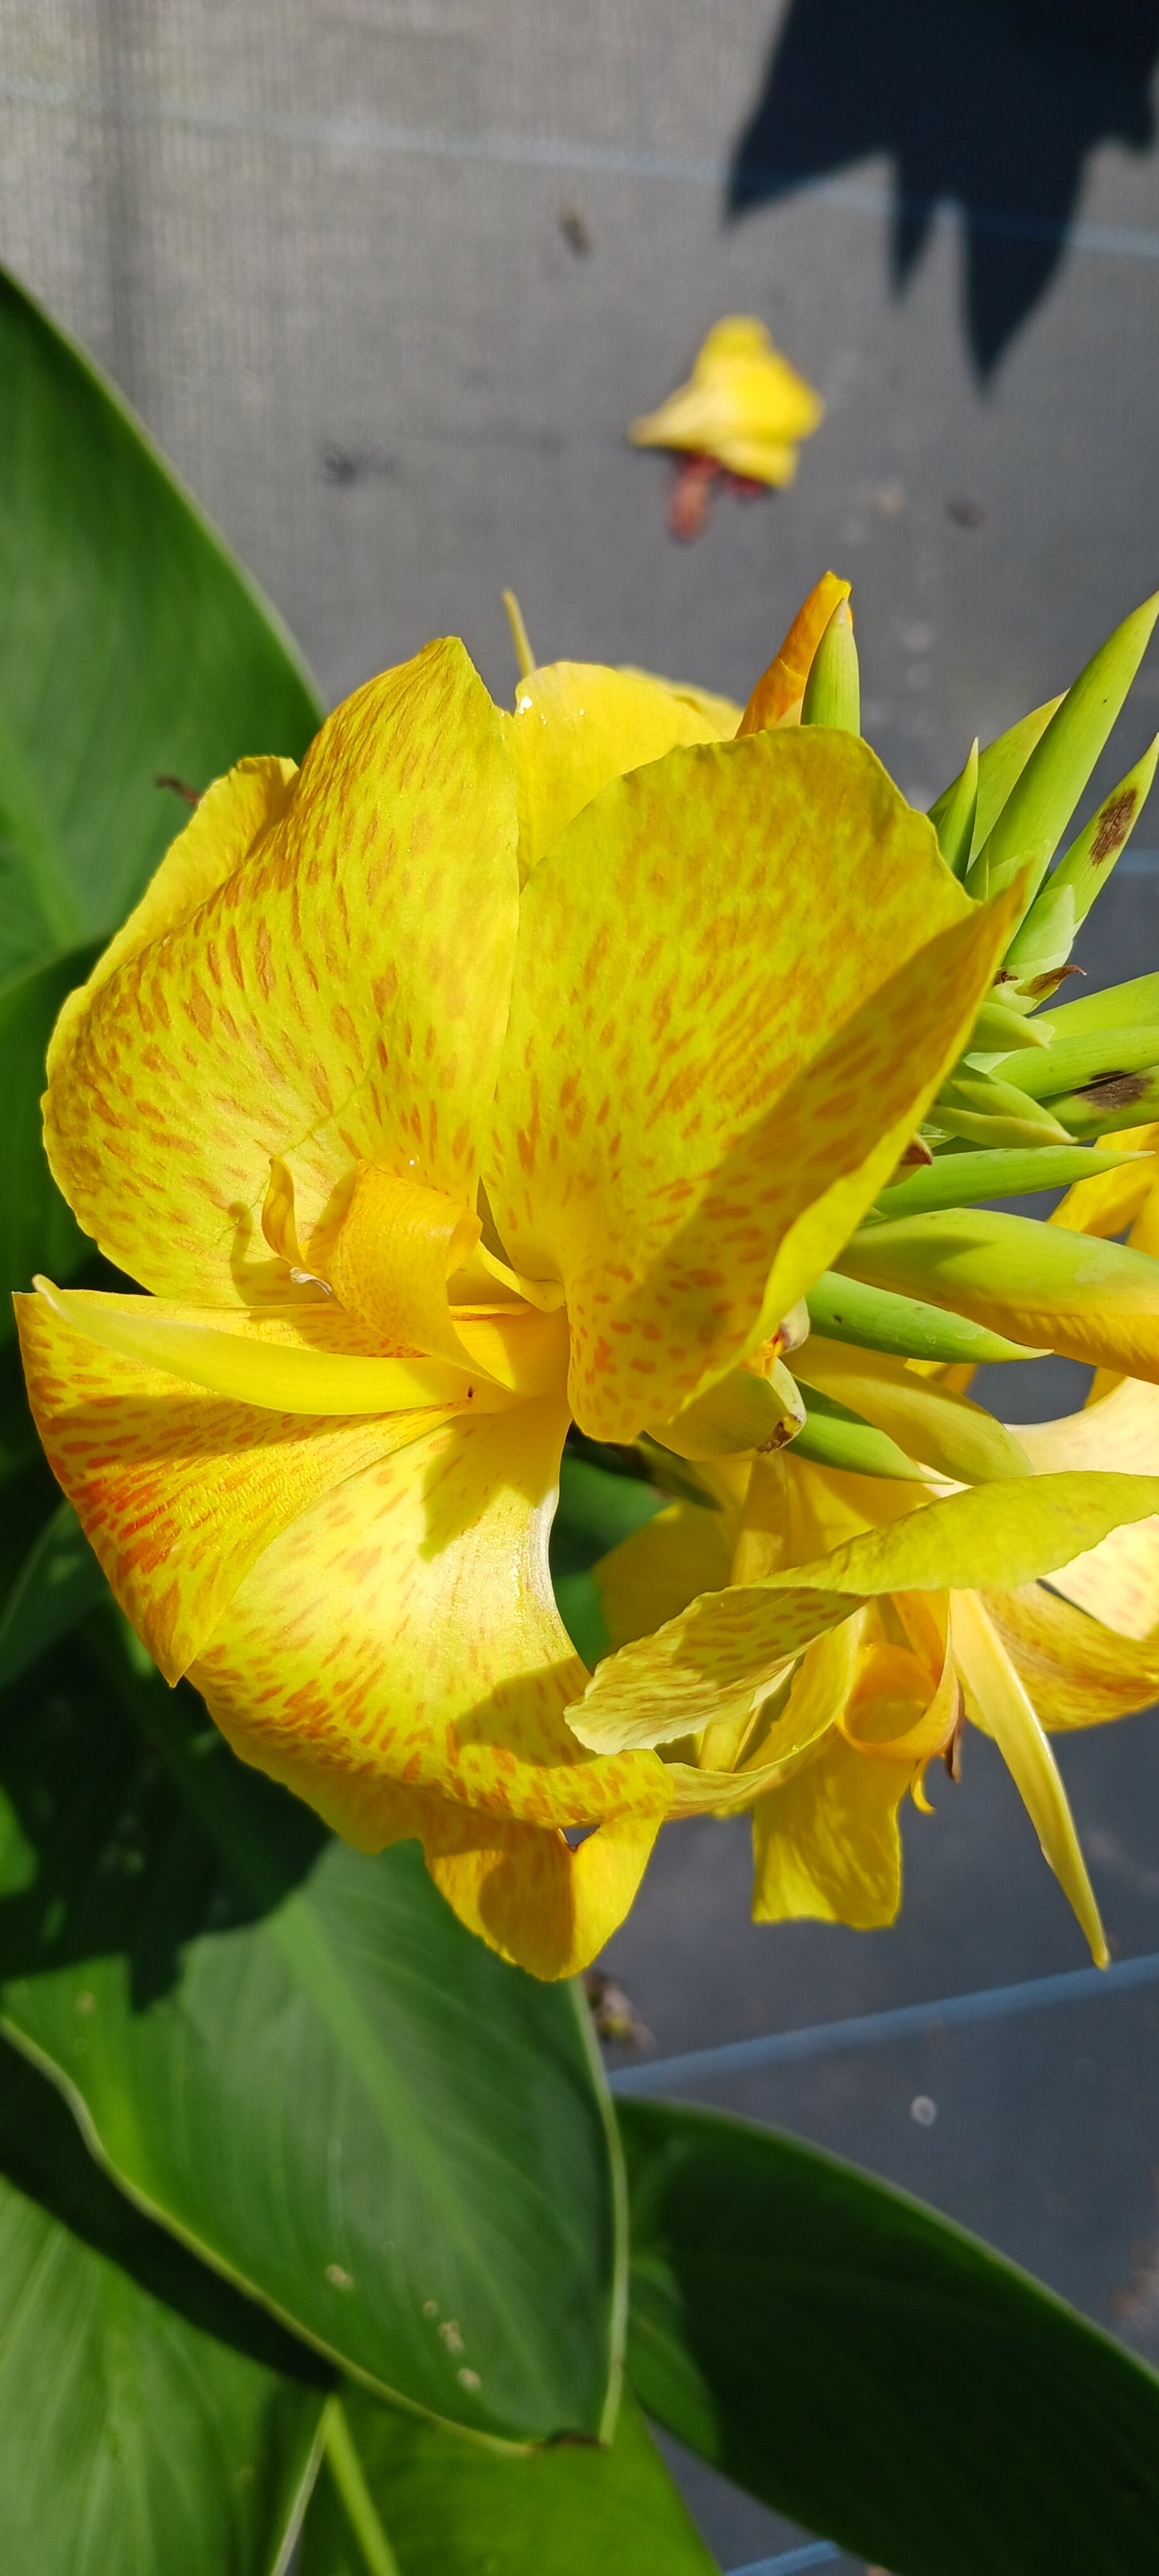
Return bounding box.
[580,1373,1159,1965]
[630,317,824,539]
[16,592,1024,1979]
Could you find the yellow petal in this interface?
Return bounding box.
[950,1589,1107,1963]
[752,1731,910,1928]
[490,725,1019,1444]
[570,1470,1159,1751]
[14,1285,436,1682]
[1010,1378,1159,1635]
[45,640,519,1302]
[422,1806,663,1980]
[982,1580,1159,1727]
[594,1499,733,1654]
[190,1395,673,1839]
[30,1279,516,1416]
[1049,1158,1153,1239]
[507,661,734,879]
[737,573,852,734]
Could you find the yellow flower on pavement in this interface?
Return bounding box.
[17,604,1019,1978]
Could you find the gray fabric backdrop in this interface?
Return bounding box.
[3,10,1159,2568]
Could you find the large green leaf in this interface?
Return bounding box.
[0,942,99,1322]
[0,1499,105,1692]
[299,2383,718,2576]
[0,2033,326,2575]
[0,265,321,982]
[0,1628,623,2444]
[622,2099,1159,2576]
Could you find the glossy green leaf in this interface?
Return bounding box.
[0,2033,326,2576]
[804,1268,1039,1361]
[299,2383,718,2576]
[0,1629,622,2443]
[0,1499,105,1691]
[0,942,99,1325]
[966,591,1159,910]
[622,2099,1159,2576]
[0,265,321,981]
[928,694,1061,865]
[873,1141,1137,1219]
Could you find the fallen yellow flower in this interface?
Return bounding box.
[630,317,823,537]
[17,591,1019,1977]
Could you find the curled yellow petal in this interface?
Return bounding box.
[950,1589,1108,1964]
[31,1279,509,1417]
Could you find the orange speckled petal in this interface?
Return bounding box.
[189,1395,673,1840]
[46,639,519,1304]
[490,725,1018,1444]
[737,573,851,732]
[752,1731,910,1928]
[421,1805,663,1978]
[982,1581,1159,1726]
[507,660,736,880]
[14,1286,440,1683]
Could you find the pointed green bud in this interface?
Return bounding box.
[966,591,1159,908]
[932,736,979,878]
[1005,736,1159,978]
[968,996,1052,1052]
[1044,970,1159,1041]
[1040,1069,1159,1141]
[929,696,1062,866]
[793,1353,1033,1484]
[875,1143,1141,1221]
[804,1271,1042,1362]
[934,1069,1072,1146]
[998,1023,1159,1101]
[999,882,1076,984]
[800,598,860,732]
[837,1207,1159,1347]
[791,1384,921,1481]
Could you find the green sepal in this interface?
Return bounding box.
[932,734,978,876]
[790,1384,922,1481]
[804,1269,1042,1361]
[800,599,860,732]
[837,1203,1159,1323]
[965,590,1159,909]
[874,1143,1141,1220]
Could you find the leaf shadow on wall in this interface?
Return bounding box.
[727,0,1159,375]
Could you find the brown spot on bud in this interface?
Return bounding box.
[1076,1070,1153,1109]
[1090,789,1137,866]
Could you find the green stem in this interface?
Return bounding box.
[322,2397,402,2576]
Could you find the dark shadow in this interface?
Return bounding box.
[0,1625,328,2010]
[728,0,1159,373]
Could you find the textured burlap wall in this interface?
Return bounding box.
[2,1,1157,804]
